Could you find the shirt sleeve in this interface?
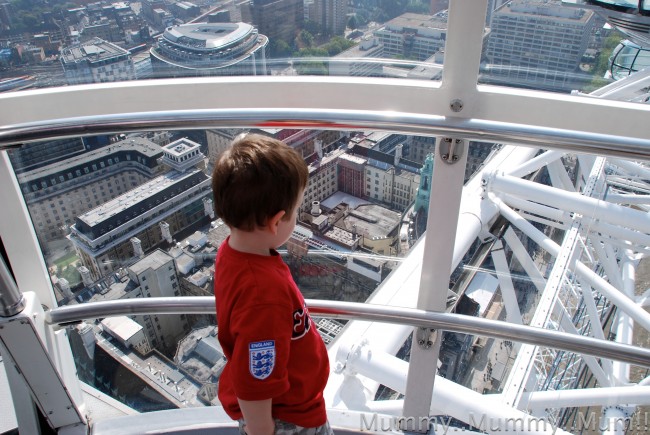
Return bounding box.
[228,301,293,401]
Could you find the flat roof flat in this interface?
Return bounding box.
[78,169,203,227]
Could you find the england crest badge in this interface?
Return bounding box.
[249,340,275,380]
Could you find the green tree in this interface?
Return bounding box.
[295,30,315,50]
[271,40,292,58]
[348,15,358,30]
[295,47,329,75]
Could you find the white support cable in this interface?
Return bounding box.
[491,240,524,324]
[547,159,576,192]
[506,150,566,178]
[503,228,547,294]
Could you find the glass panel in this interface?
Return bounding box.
[0,1,446,89]
[480,0,637,95]
[8,128,477,411]
[5,127,650,431]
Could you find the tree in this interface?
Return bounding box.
[295,30,315,50]
[271,40,292,58]
[348,15,358,30]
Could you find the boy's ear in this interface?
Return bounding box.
[266,210,286,234]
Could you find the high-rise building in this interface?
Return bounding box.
[484,1,596,92]
[123,249,190,352]
[16,138,163,247]
[313,0,347,36]
[249,0,303,43]
[60,37,136,84]
[374,13,448,61]
[149,22,269,78]
[69,138,212,279]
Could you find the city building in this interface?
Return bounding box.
[174,326,225,405]
[337,153,366,198]
[248,0,303,43]
[206,129,241,169]
[414,153,433,214]
[330,12,458,78]
[69,138,212,279]
[123,249,190,352]
[375,13,448,61]
[303,147,345,214]
[100,316,152,356]
[149,22,269,78]
[329,37,385,77]
[484,0,596,92]
[363,145,420,211]
[60,37,136,84]
[16,138,163,247]
[313,0,347,36]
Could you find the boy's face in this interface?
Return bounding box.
[274,189,304,248]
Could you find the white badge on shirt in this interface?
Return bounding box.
[249,340,275,380]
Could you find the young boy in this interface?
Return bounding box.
[211,133,332,435]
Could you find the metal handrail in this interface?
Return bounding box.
[45,297,650,368]
[3,108,650,160]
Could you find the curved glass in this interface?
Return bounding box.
[0,0,447,88]
[609,39,650,79]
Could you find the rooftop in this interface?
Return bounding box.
[61,37,131,65]
[162,23,255,50]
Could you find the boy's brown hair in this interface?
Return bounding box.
[211,133,309,231]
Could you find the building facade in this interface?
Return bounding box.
[60,37,136,84]
[69,138,213,279]
[375,13,448,61]
[313,0,347,36]
[149,22,269,78]
[248,0,303,43]
[17,138,163,247]
[484,1,596,91]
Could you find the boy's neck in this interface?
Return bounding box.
[228,228,275,256]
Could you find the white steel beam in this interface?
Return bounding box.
[344,345,570,435]
[489,173,650,235]
[493,197,650,334]
[506,150,565,178]
[547,159,575,192]
[553,302,612,388]
[491,240,524,324]
[589,239,624,291]
[519,385,650,408]
[503,228,547,294]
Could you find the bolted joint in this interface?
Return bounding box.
[439,137,466,165]
[416,327,436,350]
[450,99,464,112]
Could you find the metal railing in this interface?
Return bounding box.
[3,108,650,160]
[45,296,650,368]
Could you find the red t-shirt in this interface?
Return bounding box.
[214,237,329,428]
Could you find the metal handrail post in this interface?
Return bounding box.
[0,254,25,317]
